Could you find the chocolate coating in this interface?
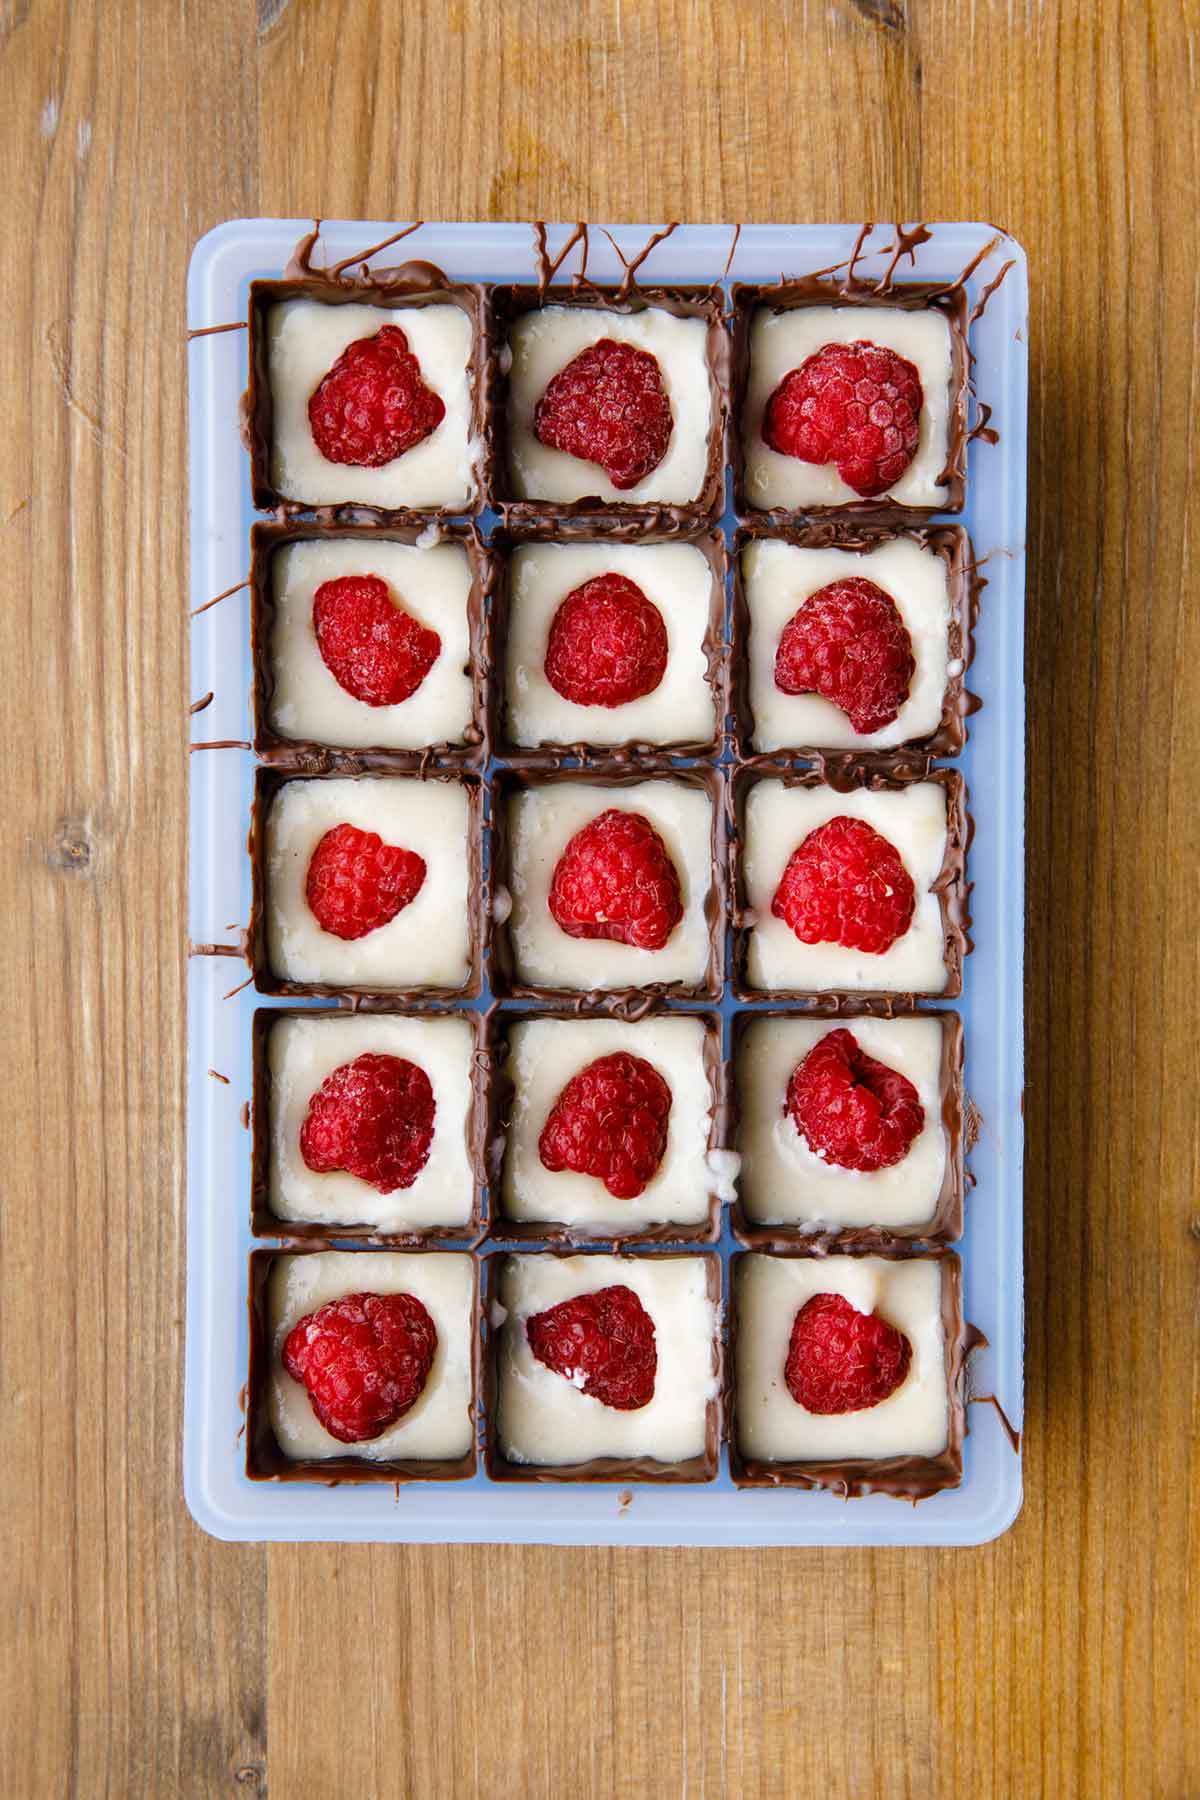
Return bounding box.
[729,1008,967,1250]
[481,1248,723,1483]
[728,1246,981,1498]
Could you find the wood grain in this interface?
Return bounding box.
[2,0,1197,1794]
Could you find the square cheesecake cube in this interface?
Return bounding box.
[494,770,722,999]
[495,1012,723,1239]
[487,1252,721,1479]
[733,1013,964,1242]
[253,1009,482,1238]
[733,527,972,756]
[731,1249,967,1495]
[248,1248,478,1479]
[493,285,726,519]
[246,281,484,512]
[495,534,724,758]
[251,524,486,761]
[734,285,968,517]
[734,770,967,1000]
[252,770,480,997]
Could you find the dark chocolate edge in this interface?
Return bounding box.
[727,1246,980,1499]
[487,523,728,765]
[488,282,729,529]
[729,521,978,767]
[481,1247,723,1483]
[249,1006,487,1244]
[243,272,492,521]
[245,1244,481,1483]
[483,1006,725,1245]
[247,765,486,1004]
[726,762,972,1010]
[488,762,727,1010]
[728,279,970,523]
[250,519,492,771]
[729,1009,965,1249]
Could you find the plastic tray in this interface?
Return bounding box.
[185,219,1027,1544]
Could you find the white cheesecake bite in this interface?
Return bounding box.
[266,1012,477,1233]
[503,539,718,750]
[742,535,952,752]
[505,778,716,993]
[506,304,714,505]
[264,775,474,990]
[735,1253,949,1462]
[741,778,951,994]
[264,536,476,752]
[267,299,476,509]
[501,1014,717,1233]
[742,304,954,511]
[494,1254,718,1467]
[267,1250,476,1463]
[736,1015,948,1231]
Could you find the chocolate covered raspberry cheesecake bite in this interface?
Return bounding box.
[250,523,488,764]
[492,767,722,1000]
[492,1012,725,1240]
[732,525,973,758]
[733,282,968,518]
[247,1248,478,1480]
[245,271,485,513]
[731,1249,971,1496]
[733,1013,964,1244]
[732,767,968,1002]
[250,769,481,998]
[494,533,725,759]
[486,1252,721,1480]
[251,1009,483,1239]
[492,282,726,522]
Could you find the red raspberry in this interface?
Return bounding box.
[283,1290,438,1443]
[307,324,445,468]
[775,577,915,734]
[544,573,669,708]
[313,574,441,708]
[784,1291,912,1415]
[771,815,915,955]
[305,822,426,940]
[300,1052,436,1192]
[762,340,923,498]
[548,808,683,952]
[539,1052,673,1199]
[526,1284,657,1411]
[785,1028,923,1172]
[533,338,673,490]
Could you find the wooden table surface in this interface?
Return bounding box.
[3,0,1198,1794]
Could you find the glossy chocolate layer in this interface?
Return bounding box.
[249,1006,488,1243]
[482,1248,723,1483]
[728,1246,981,1498]
[729,1009,967,1250]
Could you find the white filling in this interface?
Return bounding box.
[504,540,717,749]
[265,776,473,990]
[507,779,715,991]
[507,306,713,504]
[735,1253,948,1461]
[268,1012,476,1231]
[496,1254,718,1465]
[742,304,954,510]
[742,779,950,994]
[267,300,475,509]
[267,538,474,751]
[736,1016,947,1229]
[501,1015,715,1230]
[742,536,951,752]
[268,1250,475,1462]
